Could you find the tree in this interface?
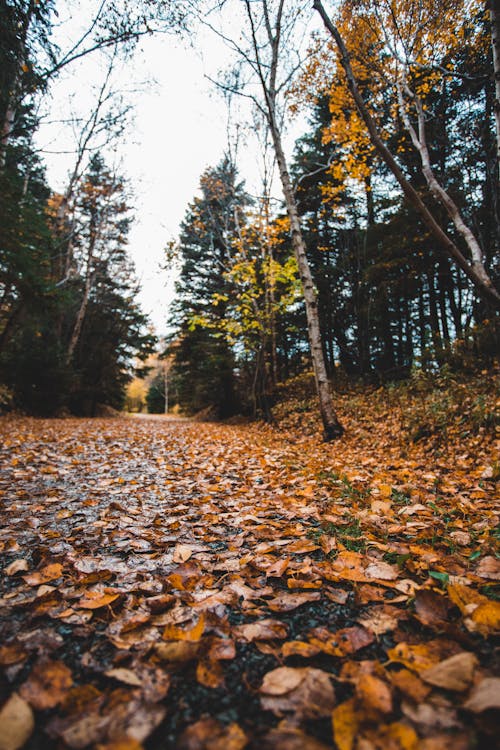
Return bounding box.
[169,158,249,418]
[202,0,344,439]
[313,0,500,308]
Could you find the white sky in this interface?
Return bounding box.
[36,1,311,334]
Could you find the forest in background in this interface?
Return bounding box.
[1,0,499,424]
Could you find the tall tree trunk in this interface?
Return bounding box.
[490,2,500,184]
[271,121,343,438]
[313,0,500,309]
[245,0,343,439]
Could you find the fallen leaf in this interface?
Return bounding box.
[267,591,321,612]
[281,641,321,658]
[22,562,63,585]
[196,659,225,688]
[259,666,335,719]
[309,625,374,657]
[155,641,200,662]
[20,659,73,710]
[467,600,500,636]
[233,619,288,642]
[364,560,399,581]
[0,643,28,667]
[421,652,478,691]
[358,604,402,635]
[387,641,461,674]
[4,559,29,576]
[389,669,431,702]
[463,677,500,712]
[356,673,392,714]
[178,717,247,749]
[401,700,460,730]
[475,556,500,581]
[260,667,305,695]
[172,544,193,563]
[162,614,205,642]
[104,669,143,687]
[0,693,35,750]
[332,698,359,750]
[414,588,452,628]
[261,726,331,749]
[265,557,290,578]
[78,591,120,609]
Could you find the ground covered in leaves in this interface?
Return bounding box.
[0,375,499,750]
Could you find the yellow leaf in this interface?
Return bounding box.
[332,698,359,750]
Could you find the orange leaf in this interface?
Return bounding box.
[332,698,359,750]
[162,614,205,642]
[78,591,120,609]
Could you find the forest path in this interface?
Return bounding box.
[0,416,498,749]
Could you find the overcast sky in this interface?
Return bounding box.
[37,2,308,334]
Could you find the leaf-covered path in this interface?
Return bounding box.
[0,415,498,749]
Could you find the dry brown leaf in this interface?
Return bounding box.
[0,643,28,667]
[172,544,193,563]
[265,557,290,578]
[401,700,460,730]
[22,562,63,586]
[178,717,247,750]
[414,589,452,628]
[154,641,200,662]
[261,726,331,749]
[421,652,478,691]
[196,659,225,688]
[259,666,335,719]
[463,677,500,712]
[309,625,374,657]
[267,591,321,612]
[0,693,35,750]
[364,560,399,581]
[474,556,500,581]
[357,604,402,636]
[104,669,143,687]
[389,669,431,702]
[233,619,288,642]
[20,659,73,710]
[281,641,321,658]
[4,559,29,576]
[78,591,120,609]
[260,667,305,695]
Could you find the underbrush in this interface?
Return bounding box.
[273,366,499,449]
